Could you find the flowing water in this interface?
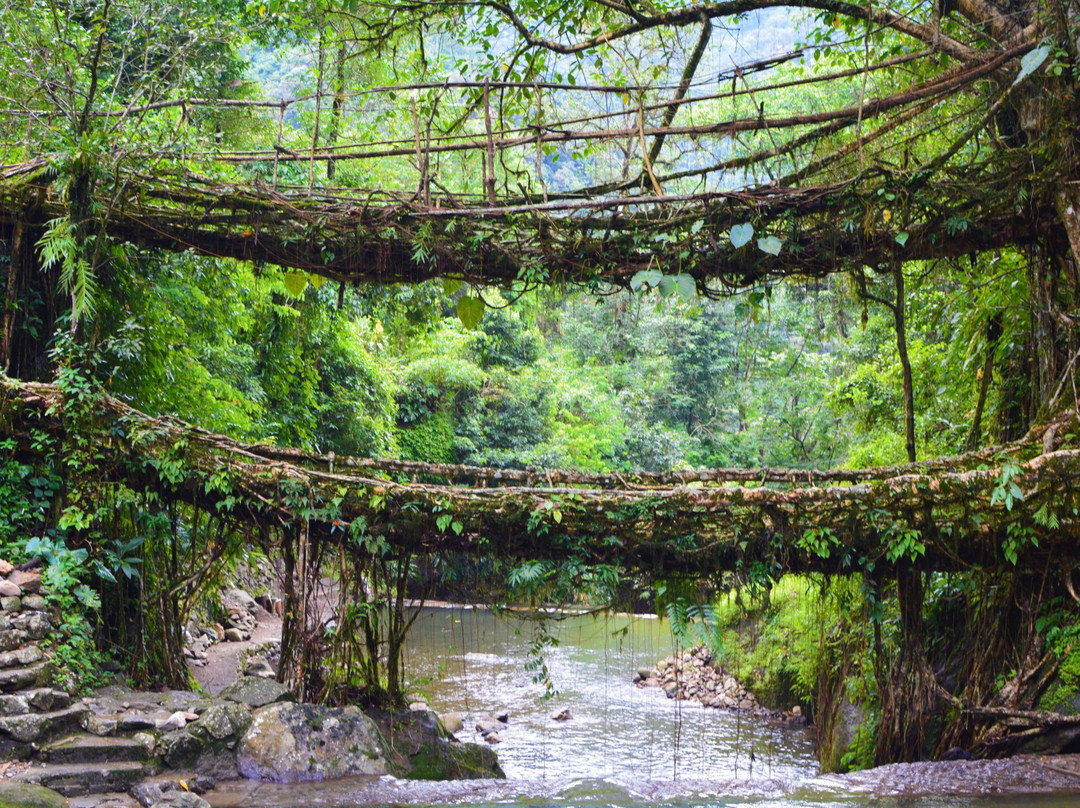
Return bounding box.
[206,606,1080,808]
[401,605,815,781]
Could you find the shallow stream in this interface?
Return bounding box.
[206,606,1080,808]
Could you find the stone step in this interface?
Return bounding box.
[0,645,43,669]
[0,702,88,744]
[12,760,146,797]
[0,662,48,693]
[43,733,150,766]
[0,688,73,717]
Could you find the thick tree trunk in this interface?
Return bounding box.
[876,567,938,763]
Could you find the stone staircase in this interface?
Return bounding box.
[0,568,156,798]
[15,734,150,796]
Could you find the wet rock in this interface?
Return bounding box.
[474,716,503,734]
[131,731,157,755]
[84,714,118,736]
[189,701,251,743]
[550,708,572,721]
[150,793,210,808]
[25,689,70,712]
[242,659,275,679]
[483,731,502,744]
[0,702,87,742]
[8,571,41,594]
[220,677,295,708]
[0,782,68,808]
[404,738,505,780]
[0,580,20,597]
[131,780,167,807]
[440,712,464,734]
[0,694,29,716]
[160,730,203,770]
[237,701,387,783]
[118,713,157,732]
[0,645,44,668]
[0,662,47,690]
[155,711,189,732]
[25,613,50,640]
[409,701,429,712]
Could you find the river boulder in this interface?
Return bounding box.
[220,677,295,708]
[151,793,211,808]
[237,702,387,783]
[0,782,67,808]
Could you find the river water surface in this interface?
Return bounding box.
[207,606,1080,808]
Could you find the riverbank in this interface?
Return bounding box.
[0,582,502,808]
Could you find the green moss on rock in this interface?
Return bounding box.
[404,740,504,780]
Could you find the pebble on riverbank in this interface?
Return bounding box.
[636,647,805,723]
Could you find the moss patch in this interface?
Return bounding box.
[1038,647,1080,714]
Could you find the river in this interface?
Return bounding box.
[207,605,1080,808]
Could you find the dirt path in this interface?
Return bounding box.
[189,605,283,695]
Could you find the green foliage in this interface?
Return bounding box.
[991,461,1025,511]
[37,216,96,329]
[883,525,926,564]
[799,527,840,559]
[24,535,108,691]
[708,575,873,713]
[398,410,457,463]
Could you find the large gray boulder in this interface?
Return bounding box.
[237,702,387,783]
[223,588,258,614]
[159,701,252,780]
[220,677,295,708]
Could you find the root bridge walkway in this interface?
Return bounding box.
[5,377,1079,580]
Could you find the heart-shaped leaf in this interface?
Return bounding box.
[456,295,486,330]
[757,236,782,256]
[631,269,663,291]
[658,275,677,297]
[282,272,308,297]
[730,222,754,249]
[309,273,328,290]
[1014,44,1051,86]
[674,273,697,300]
[895,231,910,247]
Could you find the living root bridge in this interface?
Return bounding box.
[4,376,1080,578]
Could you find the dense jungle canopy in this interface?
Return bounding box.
[1,0,1080,773]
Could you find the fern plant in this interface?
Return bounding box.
[37,216,97,332]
